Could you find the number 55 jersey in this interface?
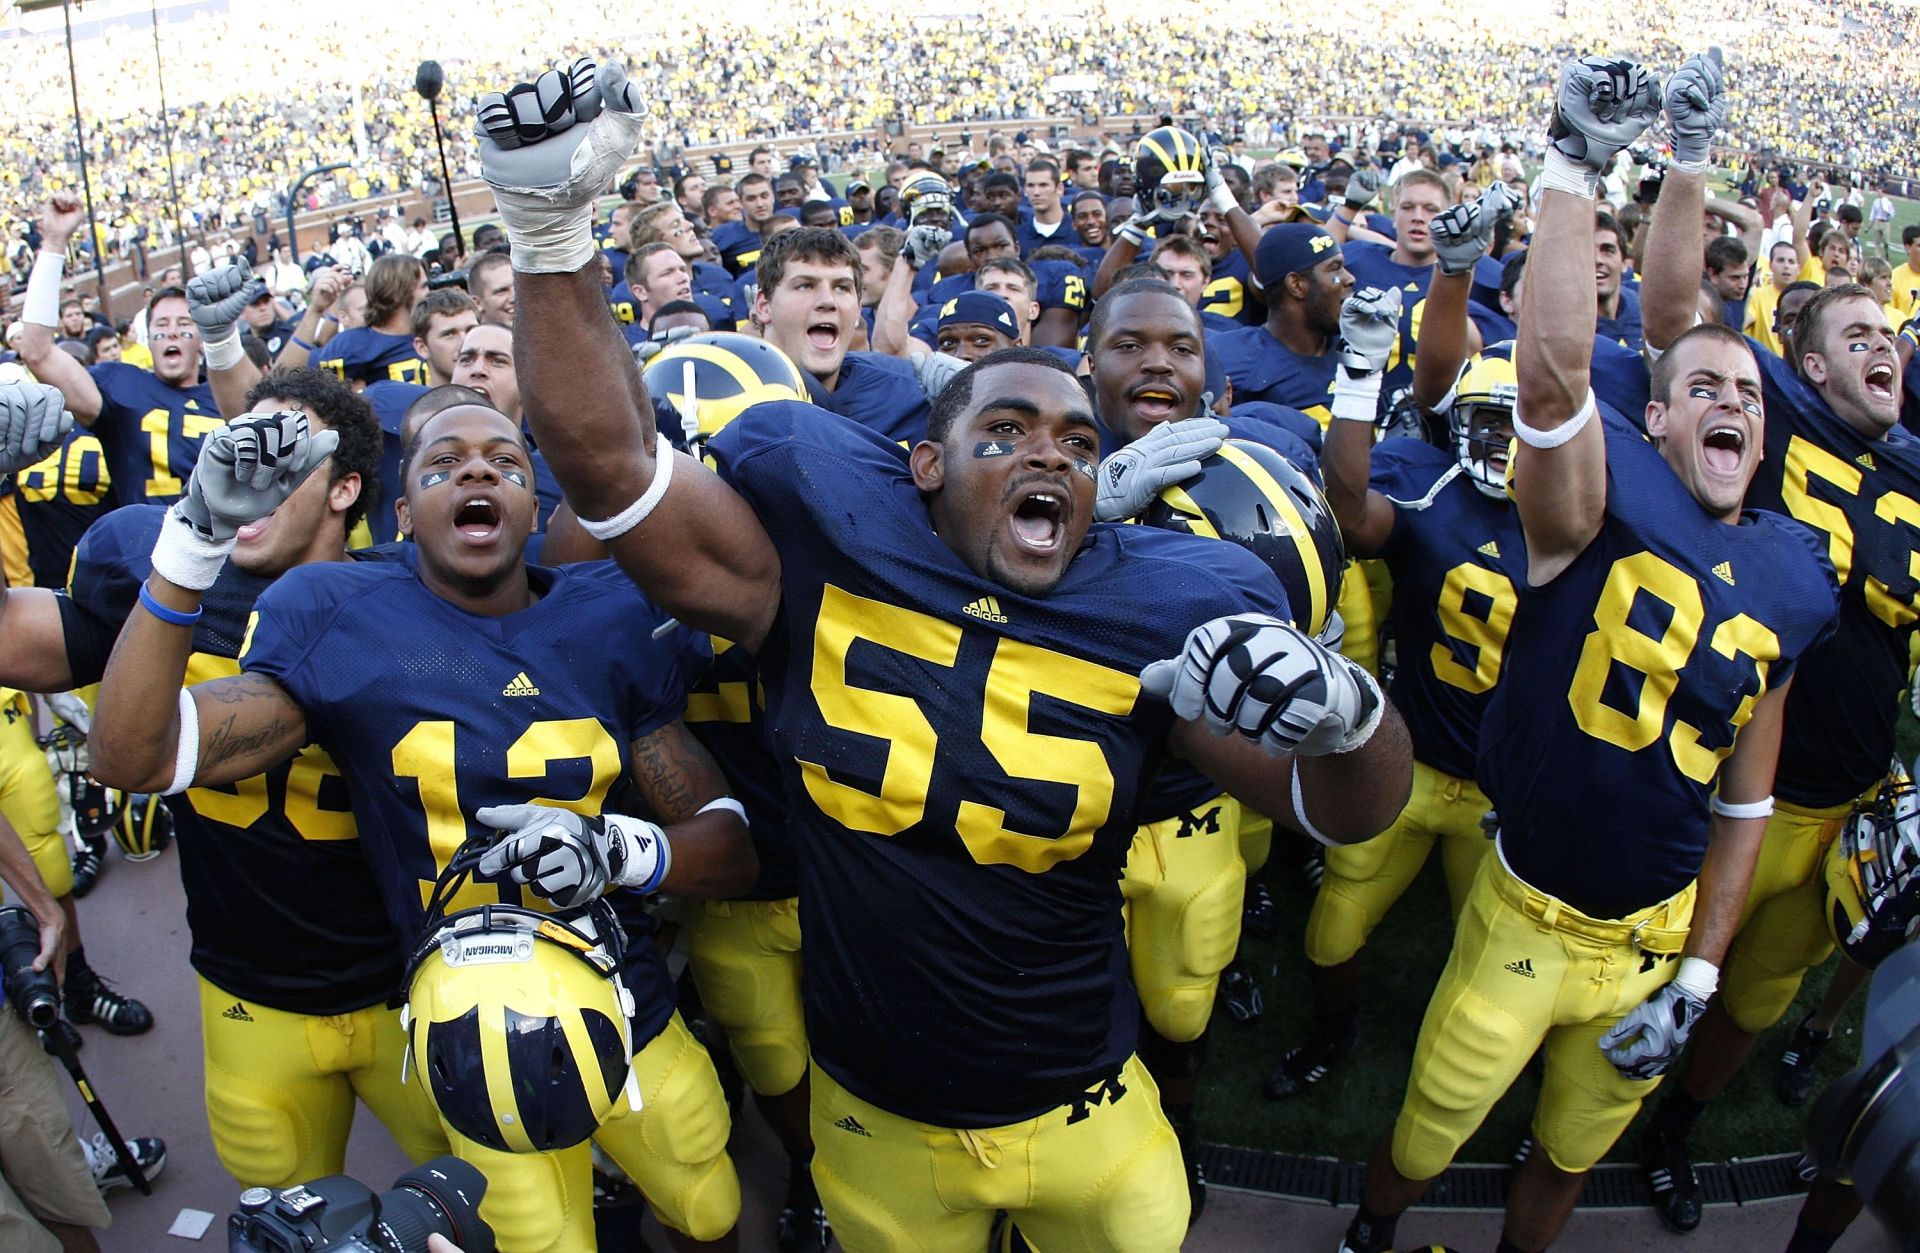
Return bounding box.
[706,401,1290,1129]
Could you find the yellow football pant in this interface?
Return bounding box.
[1121,795,1244,1042]
[451,1011,739,1253]
[0,692,66,899]
[1304,761,1492,968]
[1719,796,1854,1034]
[684,896,807,1098]
[810,1054,1187,1253]
[197,976,447,1187]
[1392,851,1694,1179]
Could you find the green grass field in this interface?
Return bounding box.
[1195,712,1920,1164]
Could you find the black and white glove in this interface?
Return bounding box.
[1337,286,1402,377]
[1140,614,1384,756]
[475,804,669,910]
[1663,49,1726,173]
[1201,145,1238,214]
[476,58,652,273]
[1431,182,1521,276]
[153,409,338,589]
[1343,167,1382,212]
[0,381,72,476]
[902,223,951,270]
[1094,416,1228,522]
[1543,56,1662,197]
[186,263,262,370]
[1599,959,1717,1080]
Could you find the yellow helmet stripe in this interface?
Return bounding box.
[1214,442,1328,629]
[1158,483,1220,539]
[478,1002,539,1153]
[1140,132,1190,176]
[656,344,776,394]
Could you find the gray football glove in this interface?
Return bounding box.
[1431,182,1522,277]
[1547,57,1663,175]
[902,224,951,270]
[1094,416,1229,522]
[476,804,668,911]
[0,381,73,476]
[185,263,261,346]
[175,409,339,544]
[1140,614,1384,756]
[1599,978,1710,1080]
[1663,49,1727,169]
[1343,167,1382,211]
[1338,286,1402,376]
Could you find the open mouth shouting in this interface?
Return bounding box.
[1699,420,1748,478]
[453,495,503,545]
[1129,382,1185,424]
[806,319,840,354]
[1866,360,1897,405]
[1007,481,1069,557]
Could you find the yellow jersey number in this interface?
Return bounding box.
[141,407,225,499]
[17,435,110,507]
[1430,562,1518,694]
[1781,434,1920,629]
[798,584,1139,874]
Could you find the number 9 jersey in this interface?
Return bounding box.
[706,400,1290,1129]
[1479,413,1840,921]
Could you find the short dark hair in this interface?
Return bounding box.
[981,171,1021,195]
[146,284,188,322]
[965,213,1016,247]
[1023,245,1083,270]
[1593,210,1626,253]
[399,384,506,469]
[1704,236,1749,274]
[1838,204,1863,225]
[648,299,708,326]
[1770,239,1799,261]
[735,173,771,195]
[1500,249,1528,297]
[246,367,382,534]
[1902,225,1920,248]
[756,227,863,300]
[701,185,734,214]
[1087,277,1200,353]
[1793,282,1880,375]
[411,288,477,340]
[927,346,1078,443]
[1648,323,1754,405]
[1026,158,1060,183]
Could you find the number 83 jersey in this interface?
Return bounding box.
[1479,414,1840,922]
[708,401,1289,1130]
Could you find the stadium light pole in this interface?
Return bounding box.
[149,0,190,277]
[415,61,465,258]
[285,163,351,265]
[60,0,111,312]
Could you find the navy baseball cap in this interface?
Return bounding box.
[1255,223,1343,287]
[937,292,1020,340]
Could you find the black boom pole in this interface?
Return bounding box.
[415,62,464,254]
[60,0,112,311]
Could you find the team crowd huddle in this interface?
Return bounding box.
[1,11,1919,1253]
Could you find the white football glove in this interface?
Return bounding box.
[152,409,338,590]
[185,263,261,350]
[902,224,951,270]
[1338,286,1402,377]
[1140,614,1384,756]
[1431,182,1521,277]
[1094,416,1229,522]
[1663,49,1727,170]
[0,381,72,476]
[1599,961,1715,1080]
[476,804,669,911]
[476,58,652,273]
[1546,57,1663,184]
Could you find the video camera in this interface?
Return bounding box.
[228,1157,493,1253]
[0,903,59,1029]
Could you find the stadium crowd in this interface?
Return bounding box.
[1,10,1920,1253]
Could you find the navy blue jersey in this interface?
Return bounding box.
[6,428,113,587]
[1468,301,1516,347]
[1343,240,1434,398]
[711,220,768,278]
[1900,319,1920,437]
[86,362,219,507]
[1072,243,1108,271]
[1743,349,1920,807]
[1370,440,1523,779]
[1588,335,1653,425]
[706,400,1288,1126]
[315,328,426,387]
[362,380,427,544]
[239,559,686,1041]
[1480,414,1839,918]
[1212,325,1339,427]
[1017,213,1082,257]
[927,260,1088,320]
[1200,249,1263,328]
[803,351,932,445]
[1597,283,1644,351]
[676,631,799,900]
[58,506,402,1015]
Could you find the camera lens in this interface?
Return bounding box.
[372,1157,492,1253]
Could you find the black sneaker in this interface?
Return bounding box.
[1263,1017,1358,1100]
[1220,958,1264,1023]
[776,1171,831,1253]
[69,836,106,899]
[1640,1122,1703,1233]
[1242,878,1280,940]
[1300,844,1326,891]
[65,967,154,1036]
[81,1131,165,1193]
[1776,1016,1832,1108]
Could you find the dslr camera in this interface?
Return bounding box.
[229,1157,493,1253]
[0,905,59,1028]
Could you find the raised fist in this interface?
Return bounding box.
[1663,49,1727,169]
[1337,285,1403,376]
[0,381,73,476]
[1548,57,1663,175]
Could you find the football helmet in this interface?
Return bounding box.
[402,840,639,1153]
[41,723,120,839]
[1134,125,1206,218]
[113,793,171,862]
[642,332,808,452]
[1447,342,1519,499]
[899,174,956,230]
[1142,439,1344,637]
[1823,762,1920,969]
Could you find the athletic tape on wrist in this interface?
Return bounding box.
[1673,956,1720,1000]
[24,251,64,327]
[577,432,675,542]
[165,687,200,797]
[1331,368,1383,423]
[149,514,235,591]
[1511,389,1595,449]
[696,796,749,827]
[1710,794,1774,820]
[201,332,244,372]
[1207,181,1238,215]
[1539,149,1599,199]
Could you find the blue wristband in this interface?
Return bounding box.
[138,583,202,627]
[291,336,317,352]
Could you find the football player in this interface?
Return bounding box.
[923,214,1087,349]
[0,370,449,1185]
[1631,57,1920,1234]
[1333,170,1480,401]
[1340,55,1840,1253]
[1211,223,1352,426]
[1017,158,1080,255]
[89,398,758,1253]
[476,57,1412,1251]
[712,174,779,278]
[313,254,430,388]
[467,252,516,327]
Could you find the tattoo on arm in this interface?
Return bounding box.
[630,721,725,824]
[192,674,304,772]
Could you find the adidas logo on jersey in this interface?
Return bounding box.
[1712,561,1735,586]
[962,596,1008,625]
[1504,958,1535,978]
[1857,452,1878,471]
[502,672,541,697]
[222,1002,255,1022]
[1478,540,1501,558]
[833,1115,873,1137]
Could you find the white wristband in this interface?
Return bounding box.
[1207,181,1238,214]
[24,250,64,327]
[1290,759,1338,848]
[1511,389,1595,449]
[149,513,235,591]
[1672,956,1720,1001]
[1331,367,1383,423]
[1331,661,1387,754]
[164,687,200,797]
[1538,149,1600,199]
[1710,794,1774,820]
[577,432,676,542]
[201,331,244,372]
[696,796,748,827]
